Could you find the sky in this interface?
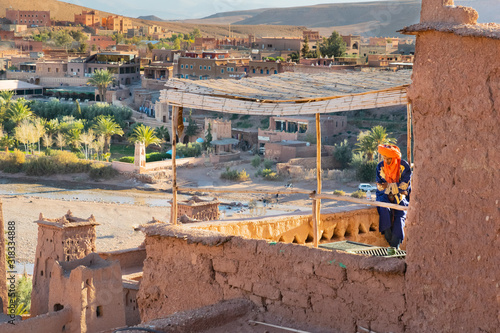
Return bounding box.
[61,0,497,22]
[61,0,378,20]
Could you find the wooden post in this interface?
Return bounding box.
[407,102,412,166]
[171,106,178,225]
[313,113,322,248]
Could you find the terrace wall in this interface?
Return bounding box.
[138,225,406,333]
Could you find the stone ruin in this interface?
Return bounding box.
[174,195,221,222]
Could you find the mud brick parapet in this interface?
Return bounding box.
[138,224,406,333]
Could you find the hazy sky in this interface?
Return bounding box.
[61,0,378,20]
[61,0,497,22]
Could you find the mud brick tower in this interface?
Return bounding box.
[31,211,99,316]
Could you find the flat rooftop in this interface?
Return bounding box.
[0,80,43,91]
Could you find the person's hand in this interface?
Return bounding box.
[377,182,388,189]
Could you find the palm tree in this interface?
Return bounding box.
[354,131,376,161]
[92,115,124,154]
[129,124,161,148]
[66,129,82,151]
[7,99,32,125]
[354,125,397,161]
[87,69,114,102]
[154,125,170,143]
[368,125,397,161]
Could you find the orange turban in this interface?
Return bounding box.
[378,144,401,183]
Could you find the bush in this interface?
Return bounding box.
[146,152,171,162]
[251,155,261,168]
[89,163,118,180]
[356,160,378,182]
[220,167,250,182]
[351,190,367,199]
[262,168,279,180]
[263,159,273,169]
[0,150,25,173]
[25,151,92,175]
[24,156,58,176]
[333,190,345,196]
[119,156,134,163]
[176,142,202,157]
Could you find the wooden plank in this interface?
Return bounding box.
[314,113,321,248]
[177,187,312,195]
[171,106,178,225]
[314,193,409,211]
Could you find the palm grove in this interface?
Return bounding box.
[0,71,209,178]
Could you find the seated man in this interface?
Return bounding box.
[376,144,411,248]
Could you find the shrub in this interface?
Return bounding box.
[176,142,202,157]
[146,152,171,162]
[0,150,25,173]
[262,168,279,180]
[220,167,250,182]
[24,156,58,176]
[89,163,118,180]
[356,160,378,182]
[251,155,261,168]
[263,159,273,169]
[119,156,134,163]
[333,190,345,196]
[351,190,367,199]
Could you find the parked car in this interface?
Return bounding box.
[358,183,377,192]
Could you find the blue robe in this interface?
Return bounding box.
[375,159,411,247]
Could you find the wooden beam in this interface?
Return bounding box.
[177,187,312,195]
[313,193,409,211]
[313,113,321,248]
[171,106,178,225]
[407,101,412,166]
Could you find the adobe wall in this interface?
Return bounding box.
[196,207,387,247]
[404,24,500,333]
[98,247,146,271]
[137,225,406,333]
[0,307,72,333]
[0,201,6,313]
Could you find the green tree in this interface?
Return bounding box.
[7,99,32,125]
[319,31,347,58]
[185,111,199,137]
[354,125,396,161]
[87,69,114,103]
[369,125,397,161]
[55,30,74,51]
[112,33,124,44]
[287,51,300,63]
[301,36,310,58]
[154,125,170,143]
[173,37,181,50]
[74,100,81,118]
[333,139,353,170]
[92,115,124,153]
[190,28,202,39]
[129,124,161,148]
[203,123,212,150]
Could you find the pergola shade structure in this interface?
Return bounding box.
[160,71,413,247]
[160,71,411,116]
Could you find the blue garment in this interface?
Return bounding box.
[375,159,411,247]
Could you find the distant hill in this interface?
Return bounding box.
[137,15,165,22]
[185,0,422,37]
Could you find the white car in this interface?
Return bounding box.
[358,183,377,192]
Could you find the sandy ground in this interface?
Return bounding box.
[1,154,362,265]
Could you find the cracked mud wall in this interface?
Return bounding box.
[138,226,406,333]
[404,31,500,332]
